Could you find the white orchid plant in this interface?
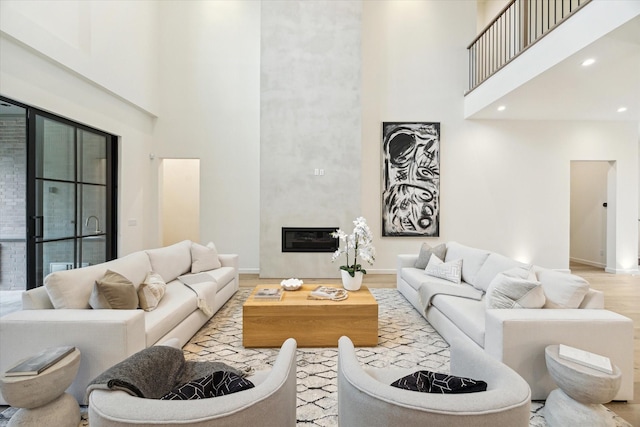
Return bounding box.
[331,217,376,277]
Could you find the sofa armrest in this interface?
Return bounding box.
[218,253,239,269]
[219,254,239,289]
[0,309,146,404]
[484,308,633,401]
[397,255,418,287]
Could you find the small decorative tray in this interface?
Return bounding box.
[281,278,303,291]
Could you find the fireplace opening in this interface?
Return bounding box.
[282,227,339,253]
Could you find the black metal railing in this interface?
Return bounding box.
[467,0,591,93]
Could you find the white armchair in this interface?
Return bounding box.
[87,338,297,427]
[338,336,531,427]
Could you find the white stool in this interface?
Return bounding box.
[544,344,621,427]
[0,348,81,427]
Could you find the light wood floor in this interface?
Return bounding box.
[240,263,640,425]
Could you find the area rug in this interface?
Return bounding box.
[0,288,630,427]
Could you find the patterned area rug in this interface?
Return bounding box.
[0,288,630,426]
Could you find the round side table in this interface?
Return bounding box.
[544,344,621,427]
[0,348,81,427]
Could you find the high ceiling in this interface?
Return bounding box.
[466,15,640,121]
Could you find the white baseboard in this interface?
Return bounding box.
[239,268,260,275]
[604,266,640,275]
[569,257,605,269]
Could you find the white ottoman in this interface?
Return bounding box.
[544,344,621,427]
[0,348,81,427]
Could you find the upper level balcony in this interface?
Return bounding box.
[464,0,640,121]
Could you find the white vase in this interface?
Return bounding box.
[340,270,363,291]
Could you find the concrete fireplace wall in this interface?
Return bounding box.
[260,1,362,278]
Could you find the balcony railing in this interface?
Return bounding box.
[467,0,592,93]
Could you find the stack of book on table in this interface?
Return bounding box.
[253,288,283,301]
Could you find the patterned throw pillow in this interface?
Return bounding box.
[414,243,448,269]
[486,275,545,309]
[424,254,463,284]
[138,271,167,311]
[160,371,254,400]
[391,370,487,394]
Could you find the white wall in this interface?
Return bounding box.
[0,0,159,256]
[154,1,261,265]
[362,1,639,273]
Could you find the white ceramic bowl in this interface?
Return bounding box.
[281,278,303,291]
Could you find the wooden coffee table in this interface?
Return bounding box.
[243,284,378,348]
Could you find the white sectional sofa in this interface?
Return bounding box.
[0,240,239,404]
[397,241,634,401]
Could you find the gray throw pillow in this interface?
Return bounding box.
[414,243,447,269]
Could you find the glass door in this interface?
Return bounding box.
[27,111,117,288]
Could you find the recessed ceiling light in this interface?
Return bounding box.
[582,58,596,67]
[497,105,506,112]
[617,107,627,113]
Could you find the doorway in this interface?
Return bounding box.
[570,160,615,270]
[160,159,200,246]
[0,96,118,290]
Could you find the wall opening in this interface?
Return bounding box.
[569,160,616,270]
[160,159,200,246]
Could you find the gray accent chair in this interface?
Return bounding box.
[338,336,531,427]
[88,338,297,427]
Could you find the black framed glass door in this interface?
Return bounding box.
[16,102,118,289]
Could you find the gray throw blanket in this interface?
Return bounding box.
[418,281,484,315]
[85,345,248,403]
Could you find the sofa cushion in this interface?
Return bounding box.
[89,270,139,310]
[191,242,222,273]
[473,253,529,292]
[138,271,167,311]
[414,243,447,269]
[146,240,192,283]
[45,251,151,309]
[431,295,486,346]
[485,270,545,309]
[444,242,491,287]
[204,267,236,293]
[401,267,433,291]
[424,255,462,284]
[144,281,198,347]
[537,269,589,309]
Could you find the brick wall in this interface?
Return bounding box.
[0,115,27,290]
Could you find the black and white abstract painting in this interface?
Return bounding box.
[382,122,440,237]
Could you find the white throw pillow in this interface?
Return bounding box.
[444,242,491,286]
[146,240,192,283]
[424,254,463,284]
[485,268,545,309]
[537,269,589,309]
[191,242,222,273]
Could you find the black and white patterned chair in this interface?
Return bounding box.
[337,336,531,427]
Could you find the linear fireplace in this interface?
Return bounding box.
[281,227,339,253]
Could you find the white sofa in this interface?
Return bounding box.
[397,241,634,401]
[0,240,239,404]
